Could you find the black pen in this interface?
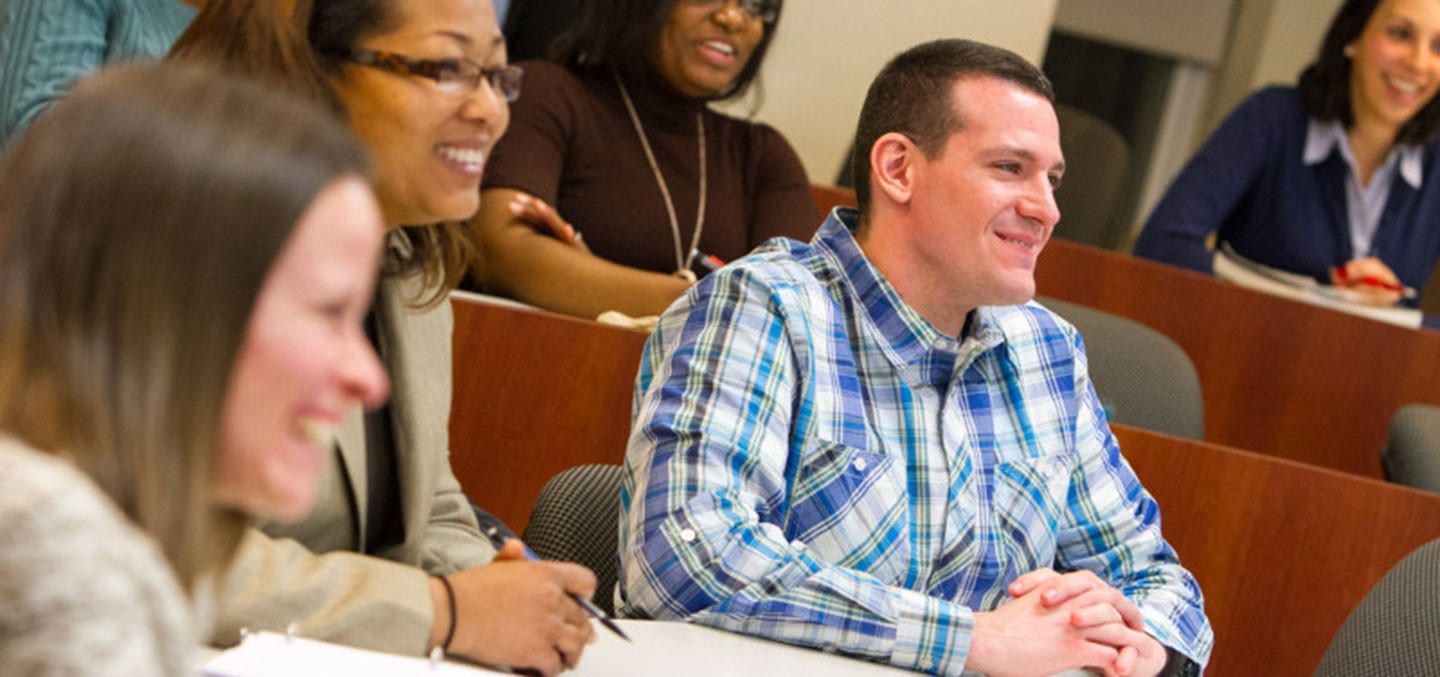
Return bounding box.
[483,526,632,642]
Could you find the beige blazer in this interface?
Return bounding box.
[210,272,495,655]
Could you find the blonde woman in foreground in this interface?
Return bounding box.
[0,62,387,675]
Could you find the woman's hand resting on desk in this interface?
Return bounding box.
[509,192,590,253]
[428,540,598,676]
[1330,257,1405,306]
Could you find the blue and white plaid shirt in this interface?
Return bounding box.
[619,208,1213,675]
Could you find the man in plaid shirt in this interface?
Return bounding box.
[618,39,1211,677]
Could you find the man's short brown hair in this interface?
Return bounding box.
[850,39,1054,220]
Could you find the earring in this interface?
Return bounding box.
[1344,44,1355,58]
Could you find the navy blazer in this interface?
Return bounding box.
[1134,87,1440,306]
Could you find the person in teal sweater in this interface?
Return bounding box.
[0,0,201,146]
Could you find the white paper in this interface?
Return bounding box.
[203,632,503,677]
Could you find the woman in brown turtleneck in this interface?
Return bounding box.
[472,0,817,319]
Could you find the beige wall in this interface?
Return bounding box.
[1252,0,1343,87]
[1203,0,1344,141]
[717,0,1060,185]
[1053,0,1236,64]
[712,1,1344,197]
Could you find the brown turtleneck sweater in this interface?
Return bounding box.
[482,60,818,278]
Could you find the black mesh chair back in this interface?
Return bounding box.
[1314,539,1440,676]
[1382,404,1440,494]
[521,464,626,615]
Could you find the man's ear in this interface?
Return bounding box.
[870,132,919,207]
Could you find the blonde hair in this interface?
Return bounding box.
[0,63,370,588]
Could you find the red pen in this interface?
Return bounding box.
[698,252,726,272]
[1332,266,1418,299]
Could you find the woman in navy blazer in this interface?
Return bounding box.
[1135,0,1440,307]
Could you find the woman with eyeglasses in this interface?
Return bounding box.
[470,0,818,319]
[171,1,596,675]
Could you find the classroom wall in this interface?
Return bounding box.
[1051,0,1236,65]
[722,0,1342,212]
[1252,0,1343,88]
[1202,0,1344,143]
[717,0,1060,185]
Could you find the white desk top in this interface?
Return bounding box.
[203,620,913,676]
[204,620,1100,676]
[575,619,915,676]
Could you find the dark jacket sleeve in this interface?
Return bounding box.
[1133,88,1291,273]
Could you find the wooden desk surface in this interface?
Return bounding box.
[1038,239,1440,478]
[448,294,1440,675]
[1115,424,1440,675]
[449,295,645,532]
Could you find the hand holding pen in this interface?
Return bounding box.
[485,526,633,643]
[431,538,601,676]
[1330,257,1415,305]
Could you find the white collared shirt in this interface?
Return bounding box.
[1303,118,1423,258]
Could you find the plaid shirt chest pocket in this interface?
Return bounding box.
[989,453,1072,576]
[983,383,1078,575]
[785,439,908,585]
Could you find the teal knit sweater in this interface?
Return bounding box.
[0,0,196,147]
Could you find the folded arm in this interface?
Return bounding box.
[469,187,691,318]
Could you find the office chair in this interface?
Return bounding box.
[1382,404,1440,494]
[1314,538,1440,676]
[521,464,626,615]
[1038,297,1204,440]
[1052,104,1131,251]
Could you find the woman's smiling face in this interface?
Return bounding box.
[1348,0,1440,135]
[650,0,767,98]
[331,0,511,227]
[215,177,388,520]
